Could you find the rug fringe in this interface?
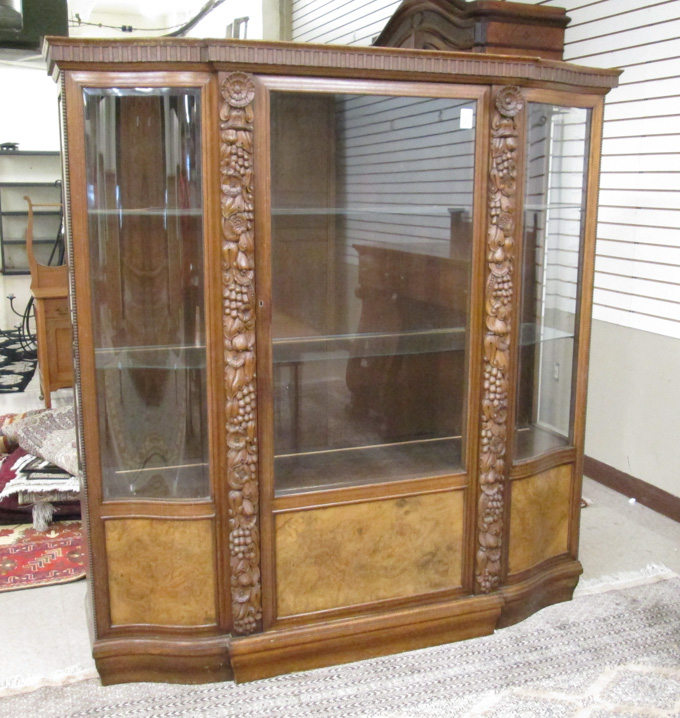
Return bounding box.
[0,665,98,698]
[575,562,678,597]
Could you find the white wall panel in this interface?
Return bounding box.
[604,96,680,121]
[598,189,680,209]
[598,206,679,230]
[597,222,680,247]
[569,37,680,67]
[614,57,680,85]
[568,19,680,60]
[565,3,680,43]
[555,0,680,334]
[292,0,399,45]
[292,0,680,336]
[603,135,680,155]
[564,0,674,23]
[600,171,680,192]
[607,77,679,103]
[602,115,677,138]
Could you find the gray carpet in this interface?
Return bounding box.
[2,572,679,717]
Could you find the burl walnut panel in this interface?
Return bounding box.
[105,518,216,627]
[275,491,464,617]
[508,464,572,575]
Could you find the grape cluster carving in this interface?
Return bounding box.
[476,86,524,594]
[220,72,262,635]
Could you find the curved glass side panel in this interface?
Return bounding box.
[270,92,477,495]
[515,103,591,460]
[83,87,209,500]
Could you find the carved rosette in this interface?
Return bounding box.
[220,72,262,634]
[476,85,524,594]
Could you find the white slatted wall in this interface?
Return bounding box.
[292,0,680,339]
[519,0,680,340]
[337,95,476,261]
[292,0,400,45]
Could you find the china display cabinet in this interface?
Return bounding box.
[46,18,619,684]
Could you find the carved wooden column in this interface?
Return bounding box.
[476,85,524,594]
[219,72,262,634]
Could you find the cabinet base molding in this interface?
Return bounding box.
[498,558,583,628]
[93,635,233,686]
[229,594,504,683]
[89,567,583,685]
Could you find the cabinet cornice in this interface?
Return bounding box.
[45,37,621,92]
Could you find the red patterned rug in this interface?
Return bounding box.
[0,521,85,592]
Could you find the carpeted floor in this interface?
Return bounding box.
[0,568,678,717]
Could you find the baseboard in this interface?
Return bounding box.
[583,456,680,523]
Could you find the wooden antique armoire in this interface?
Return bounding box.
[45,0,620,685]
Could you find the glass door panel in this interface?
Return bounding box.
[516,103,591,460]
[83,87,209,500]
[270,91,477,495]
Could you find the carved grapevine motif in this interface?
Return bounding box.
[220,72,262,634]
[476,85,524,594]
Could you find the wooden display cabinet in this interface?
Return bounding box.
[45,25,619,685]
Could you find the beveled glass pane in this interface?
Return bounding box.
[83,87,209,500]
[516,103,591,460]
[270,92,476,495]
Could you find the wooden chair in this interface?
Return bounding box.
[24,196,73,407]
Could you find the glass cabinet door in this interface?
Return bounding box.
[269,90,478,495]
[83,87,209,500]
[515,103,591,460]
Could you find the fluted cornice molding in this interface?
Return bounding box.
[45,38,621,91]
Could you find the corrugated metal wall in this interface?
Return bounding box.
[291,0,680,340]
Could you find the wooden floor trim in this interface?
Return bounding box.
[584,456,680,524]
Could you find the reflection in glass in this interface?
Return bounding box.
[83,88,209,500]
[516,104,591,460]
[270,92,476,495]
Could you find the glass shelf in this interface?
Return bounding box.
[94,344,206,370]
[87,207,203,217]
[103,461,209,500]
[272,205,469,216]
[275,436,463,496]
[519,324,574,346]
[2,210,61,216]
[273,328,466,364]
[524,204,584,211]
[4,238,59,245]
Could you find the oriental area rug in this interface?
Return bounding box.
[0,521,85,592]
[0,566,678,716]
